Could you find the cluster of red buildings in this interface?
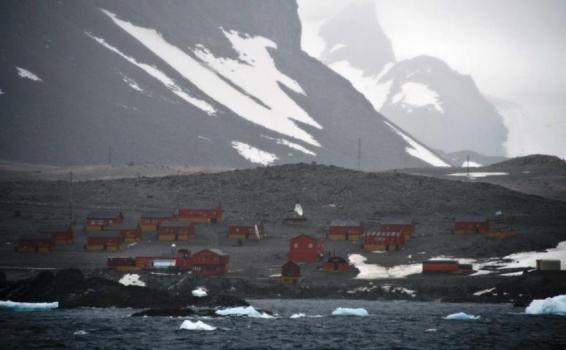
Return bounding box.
[16,223,74,253]
[107,248,229,277]
[228,223,264,240]
[362,217,414,252]
[453,216,490,234]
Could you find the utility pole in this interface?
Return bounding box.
[357,137,362,171]
[466,154,470,179]
[69,171,73,223]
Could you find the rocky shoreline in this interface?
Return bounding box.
[1,269,565,310]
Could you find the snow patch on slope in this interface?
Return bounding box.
[262,135,316,156]
[384,121,450,167]
[102,9,321,147]
[86,32,215,115]
[0,88,4,95]
[392,82,443,113]
[349,254,421,279]
[121,74,144,93]
[231,142,278,166]
[16,67,42,82]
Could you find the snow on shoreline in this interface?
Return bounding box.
[348,254,421,279]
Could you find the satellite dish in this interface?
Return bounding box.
[294,203,303,217]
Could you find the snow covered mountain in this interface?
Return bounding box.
[302,0,508,157]
[0,0,450,170]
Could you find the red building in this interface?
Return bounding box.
[158,220,194,241]
[105,223,141,243]
[107,257,138,271]
[140,211,173,232]
[363,231,405,251]
[85,210,124,231]
[190,249,229,276]
[281,261,301,283]
[288,234,324,263]
[16,236,54,253]
[228,223,264,240]
[422,260,460,273]
[321,256,352,272]
[39,224,74,245]
[86,231,123,251]
[379,217,415,239]
[176,207,223,224]
[454,216,490,234]
[328,220,363,241]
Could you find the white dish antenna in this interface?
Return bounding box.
[294,203,303,217]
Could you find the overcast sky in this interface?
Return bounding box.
[298,0,566,157]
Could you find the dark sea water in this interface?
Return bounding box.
[1,299,565,349]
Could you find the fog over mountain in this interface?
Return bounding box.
[0,0,451,170]
[299,0,566,160]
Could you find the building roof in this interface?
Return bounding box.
[87,230,122,238]
[141,210,174,219]
[290,234,319,243]
[330,220,361,227]
[105,223,139,230]
[193,248,228,257]
[160,220,192,228]
[454,216,488,223]
[379,217,414,225]
[87,210,123,219]
[39,223,72,233]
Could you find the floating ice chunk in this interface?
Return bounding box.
[216,306,274,319]
[179,320,216,331]
[0,300,58,312]
[118,274,146,287]
[289,313,323,319]
[425,328,438,333]
[444,312,480,320]
[525,295,566,316]
[331,307,369,317]
[73,330,88,336]
[192,287,208,298]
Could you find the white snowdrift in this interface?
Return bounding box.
[349,254,421,279]
[16,67,42,82]
[231,142,278,165]
[331,307,369,317]
[86,32,215,115]
[192,287,208,298]
[216,306,274,319]
[384,121,451,167]
[179,320,216,331]
[0,300,58,312]
[102,9,321,147]
[392,82,444,113]
[525,295,566,316]
[119,274,146,287]
[444,312,480,320]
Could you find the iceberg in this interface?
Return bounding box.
[525,295,566,316]
[179,320,216,331]
[216,306,274,319]
[0,300,59,312]
[73,330,88,336]
[192,287,208,298]
[444,312,480,320]
[331,307,369,317]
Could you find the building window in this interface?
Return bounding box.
[294,243,298,248]
[308,243,313,248]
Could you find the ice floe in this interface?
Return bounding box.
[525,295,566,316]
[290,313,323,319]
[331,307,369,317]
[73,330,88,336]
[349,254,421,279]
[216,306,274,319]
[16,67,42,82]
[118,274,146,287]
[231,141,278,165]
[0,300,58,312]
[180,320,216,331]
[192,287,208,298]
[444,312,480,320]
